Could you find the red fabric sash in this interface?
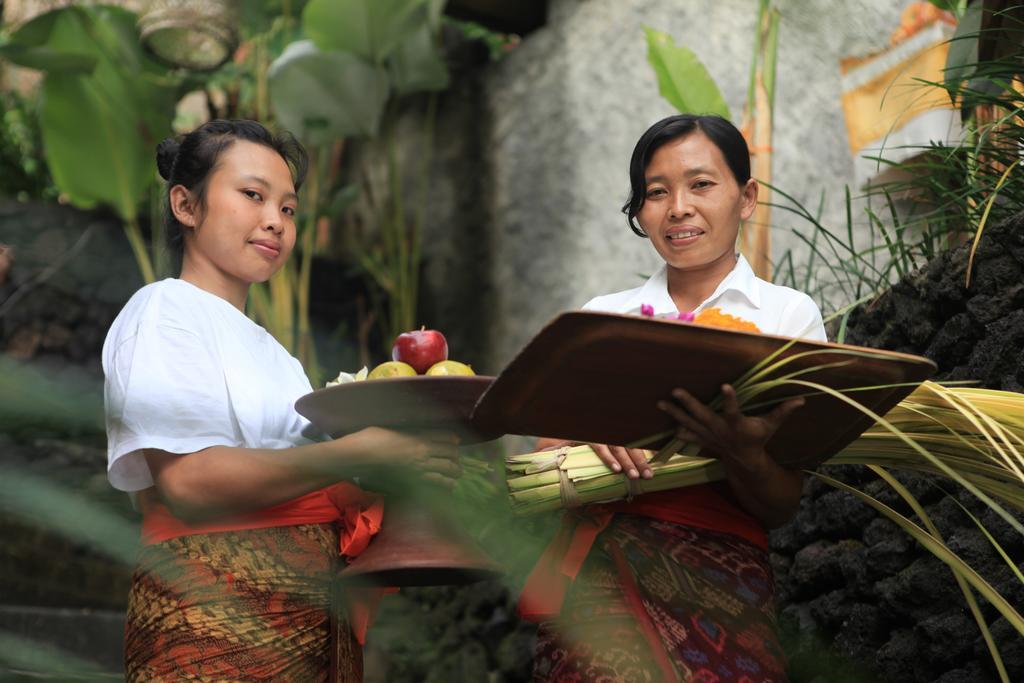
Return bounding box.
[518,483,767,622]
[141,481,390,644]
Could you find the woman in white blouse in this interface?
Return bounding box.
[103,119,459,681]
[527,114,825,683]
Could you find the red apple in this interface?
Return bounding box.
[392,327,448,374]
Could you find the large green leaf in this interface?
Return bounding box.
[0,44,97,73]
[943,0,983,98]
[302,0,428,64]
[34,6,176,221]
[644,26,730,119]
[6,4,66,46]
[389,23,449,95]
[268,40,389,143]
[2,6,96,73]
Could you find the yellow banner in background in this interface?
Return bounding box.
[840,20,956,158]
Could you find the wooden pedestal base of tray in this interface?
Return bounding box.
[296,376,503,587]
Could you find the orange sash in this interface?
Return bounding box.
[141,481,389,644]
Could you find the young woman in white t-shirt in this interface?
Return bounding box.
[526,115,825,682]
[103,119,460,681]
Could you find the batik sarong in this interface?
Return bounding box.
[533,514,788,683]
[124,523,360,682]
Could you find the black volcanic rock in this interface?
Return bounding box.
[773,210,1024,682]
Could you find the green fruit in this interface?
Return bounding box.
[425,360,475,376]
[368,361,417,379]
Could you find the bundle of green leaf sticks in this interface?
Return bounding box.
[506,380,1024,522]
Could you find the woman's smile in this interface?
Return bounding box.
[664,226,705,247]
[249,238,282,259]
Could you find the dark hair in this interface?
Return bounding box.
[156,119,309,266]
[621,114,751,237]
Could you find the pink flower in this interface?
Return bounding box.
[640,303,655,317]
[676,311,695,322]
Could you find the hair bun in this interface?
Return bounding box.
[156,137,180,180]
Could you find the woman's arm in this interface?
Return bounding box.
[658,385,805,529]
[713,448,804,529]
[143,426,461,523]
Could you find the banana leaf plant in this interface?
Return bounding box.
[0,5,182,284]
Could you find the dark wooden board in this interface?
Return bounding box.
[472,312,936,468]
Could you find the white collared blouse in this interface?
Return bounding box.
[582,254,827,341]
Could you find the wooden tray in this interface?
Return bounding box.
[471,312,936,469]
[295,376,498,445]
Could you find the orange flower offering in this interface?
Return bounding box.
[692,307,761,333]
[638,304,761,333]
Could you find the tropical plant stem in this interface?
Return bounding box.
[123,216,155,284]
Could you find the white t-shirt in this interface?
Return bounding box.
[582,254,827,341]
[102,278,315,492]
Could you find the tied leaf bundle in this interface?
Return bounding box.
[506,443,719,515]
[505,381,1024,525]
[830,382,1024,523]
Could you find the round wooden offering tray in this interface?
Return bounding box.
[295,375,498,444]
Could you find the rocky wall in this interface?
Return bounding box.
[771,211,1024,683]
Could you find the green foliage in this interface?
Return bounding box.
[303,0,429,63]
[238,0,311,38]
[0,90,58,201]
[269,0,448,144]
[766,10,1024,667]
[926,0,971,18]
[0,356,104,439]
[345,93,442,354]
[389,21,450,95]
[643,26,730,119]
[268,40,390,142]
[942,0,984,94]
[1,4,185,284]
[770,183,927,310]
[448,18,519,62]
[4,6,178,223]
[0,5,97,73]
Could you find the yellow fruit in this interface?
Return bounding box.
[425,360,475,376]
[368,361,417,379]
